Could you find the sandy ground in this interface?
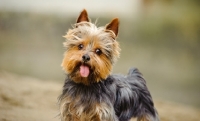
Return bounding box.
[0,72,200,121]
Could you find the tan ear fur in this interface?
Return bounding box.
[106,18,119,37]
[77,9,89,23]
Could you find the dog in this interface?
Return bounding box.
[58,9,159,121]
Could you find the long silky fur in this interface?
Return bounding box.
[63,21,120,64]
[58,68,159,121]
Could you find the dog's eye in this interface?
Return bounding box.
[95,48,102,55]
[78,44,84,50]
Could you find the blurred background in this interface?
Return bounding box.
[0,0,199,109]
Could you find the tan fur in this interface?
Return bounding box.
[61,20,120,85]
[77,9,89,23]
[59,96,115,121]
[106,18,119,36]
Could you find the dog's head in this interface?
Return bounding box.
[61,9,120,85]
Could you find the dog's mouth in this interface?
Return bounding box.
[79,63,91,77]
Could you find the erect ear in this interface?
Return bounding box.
[77,9,89,23]
[106,18,119,37]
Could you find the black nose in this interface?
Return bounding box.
[82,54,90,62]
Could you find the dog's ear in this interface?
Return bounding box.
[77,9,89,23]
[106,18,119,37]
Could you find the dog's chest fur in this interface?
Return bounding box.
[59,78,117,121]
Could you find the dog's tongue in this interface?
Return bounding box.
[80,65,90,77]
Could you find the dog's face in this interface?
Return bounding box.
[61,9,120,85]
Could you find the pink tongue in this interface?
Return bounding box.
[80,65,90,77]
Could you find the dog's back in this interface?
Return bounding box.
[110,68,159,121]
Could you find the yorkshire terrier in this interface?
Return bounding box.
[58,9,159,121]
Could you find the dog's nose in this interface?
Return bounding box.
[82,54,90,62]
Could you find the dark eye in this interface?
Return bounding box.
[78,44,84,50]
[95,48,102,55]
